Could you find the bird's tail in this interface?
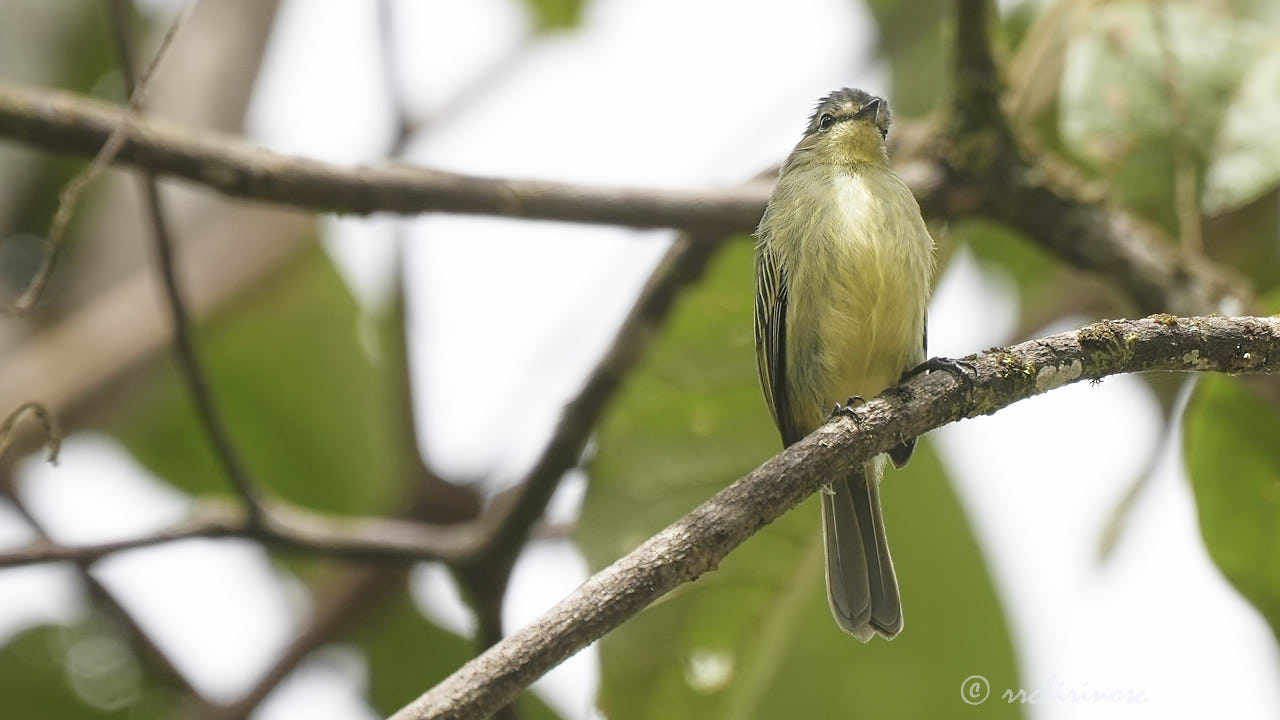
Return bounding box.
[820,460,902,641]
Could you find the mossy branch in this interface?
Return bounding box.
[388,314,1280,720]
[2,316,1274,713]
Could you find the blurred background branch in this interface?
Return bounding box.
[105,0,267,519]
[0,69,1250,319]
[0,0,190,316]
[0,84,768,232]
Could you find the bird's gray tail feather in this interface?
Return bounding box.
[821,462,902,641]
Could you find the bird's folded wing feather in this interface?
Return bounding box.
[755,244,801,446]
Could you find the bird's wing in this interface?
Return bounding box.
[755,244,801,446]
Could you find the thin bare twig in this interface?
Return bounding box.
[0,502,246,568]
[1,1,193,315]
[105,0,265,518]
[0,498,476,569]
[389,315,1280,720]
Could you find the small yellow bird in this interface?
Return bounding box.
[754,89,936,641]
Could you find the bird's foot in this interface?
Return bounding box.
[903,356,977,394]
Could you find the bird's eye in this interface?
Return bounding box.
[818,113,835,130]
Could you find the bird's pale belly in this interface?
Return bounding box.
[775,167,932,435]
[788,243,926,433]
[817,287,920,408]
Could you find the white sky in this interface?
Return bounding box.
[2,0,1278,719]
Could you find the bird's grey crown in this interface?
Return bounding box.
[805,88,892,139]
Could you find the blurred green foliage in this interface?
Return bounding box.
[112,247,402,517]
[1054,1,1280,233]
[350,584,560,719]
[957,218,1070,314]
[864,0,948,118]
[351,584,471,715]
[1184,295,1280,640]
[522,0,585,31]
[1185,374,1280,639]
[0,616,185,720]
[1203,44,1280,215]
[1006,0,1280,641]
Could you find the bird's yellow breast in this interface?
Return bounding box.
[763,163,934,434]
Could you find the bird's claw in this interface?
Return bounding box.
[830,395,866,420]
[904,356,977,393]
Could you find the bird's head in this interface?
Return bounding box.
[795,88,892,167]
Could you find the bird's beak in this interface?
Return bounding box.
[852,98,881,124]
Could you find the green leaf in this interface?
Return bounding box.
[522,0,585,31]
[1061,3,1260,157]
[1184,374,1280,638]
[578,241,1021,719]
[863,0,948,118]
[959,219,1068,313]
[351,581,561,719]
[1201,189,1280,297]
[0,619,184,719]
[350,582,474,715]
[1059,2,1262,227]
[1204,43,1280,214]
[111,246,402,516]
